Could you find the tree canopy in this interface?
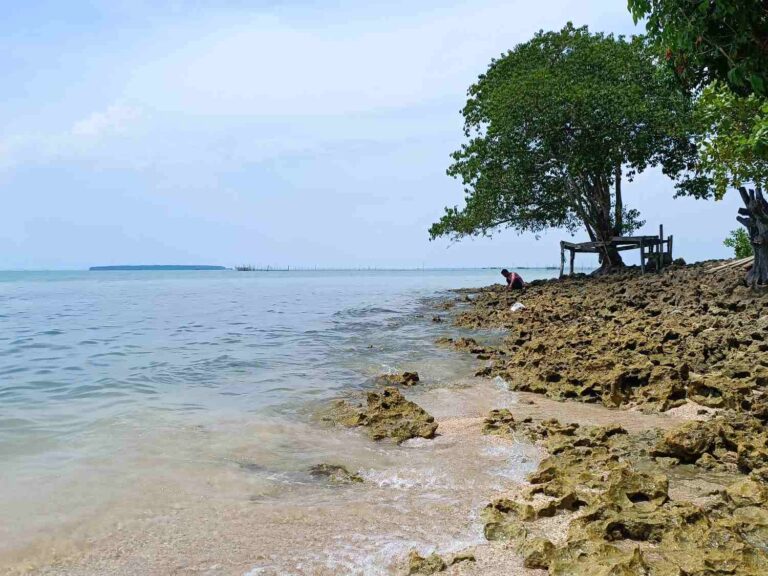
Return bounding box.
[430,24,703,268]
[628,3,768,285]
[693,82,768,200]
[628,0,768,96]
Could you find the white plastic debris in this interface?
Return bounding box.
[510,302,526,312]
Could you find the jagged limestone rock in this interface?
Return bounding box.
[725,477,768,507]
[479,412,768,576]
[451,264,768,575]
[454,264,768,413]
[654,420,717,463]
[363,388,437,442]
[308,463,363,484]
[649,415,768,473]
[319,399,366,428]
[481,499,529,543]
[482,408,516,436]
[375,371,420,386]
[549,541,654,576]
[323,387,437,443]
[406,551,446,575]
[522,537,555,569]
[447,552,475,566]
[434,336,483,353]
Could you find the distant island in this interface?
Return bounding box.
[89,265,227,271]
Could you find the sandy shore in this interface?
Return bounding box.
[7,376,694,576]
[419,387,695,576]
[1,377,530,576]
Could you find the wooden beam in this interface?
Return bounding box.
[659,224,664,269]
[570,244,656,254]
[709,256,754,272]
[611,235,661,242]
[560,242,565,278]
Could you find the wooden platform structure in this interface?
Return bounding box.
[560,225,673,277]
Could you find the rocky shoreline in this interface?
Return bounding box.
[323,262,768,574]
[309,261,768,574]
[421,262,768,575]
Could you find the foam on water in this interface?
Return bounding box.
[359,467,453,490]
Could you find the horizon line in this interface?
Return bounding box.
[0,265,588,273]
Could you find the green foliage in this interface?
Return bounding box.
[430,24,702,247]
[723,228,754,259]
[691,82,768,200]
[628,0,768,96]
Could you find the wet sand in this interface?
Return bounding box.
[3,376,695,576]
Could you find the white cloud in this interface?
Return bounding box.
[1,0,638,172]
[71,104,142,137]
[124,0,637,117]
[0,104,144,172]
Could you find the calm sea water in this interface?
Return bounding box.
[0,269,556,572]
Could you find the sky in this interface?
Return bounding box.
[0,0,745,270]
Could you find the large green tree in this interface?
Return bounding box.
[628,0,768,96]
[430,24,703,271]
[629,1,768,285]
[693,82,768,285]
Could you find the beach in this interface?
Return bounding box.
[4,0,766,572]
[0,269,550,575]
[3,263,767,575]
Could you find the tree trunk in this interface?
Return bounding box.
[592,219,624,275]
[738,186,768,287]
[569,178,625,274]
[594,244,624,274]
[614,164,623,235]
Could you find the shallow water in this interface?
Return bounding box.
[0,269,555,574]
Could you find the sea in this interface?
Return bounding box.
[0,269,557,575]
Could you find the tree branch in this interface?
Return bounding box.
[614,164,623,235]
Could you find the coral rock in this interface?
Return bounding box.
[308,463,363,484]
[522,537,555,569]
[407,551,446,575]
[325,387,437,444]
[375,371,420,386]
[655,420,716,463]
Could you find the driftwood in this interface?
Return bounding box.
[738,186,768,287]
[708,256,755,273]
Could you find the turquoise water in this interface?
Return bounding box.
[0,269,555,442]
[0,269,556,571]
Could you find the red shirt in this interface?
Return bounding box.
[507,272,524,288]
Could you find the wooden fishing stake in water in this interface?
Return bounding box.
[559,226,674,278]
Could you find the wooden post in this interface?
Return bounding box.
[569,249,575,276]
[559,242,565,278]
[668,235,673,261]
[659,224,664,269]
[640,239,645,274]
